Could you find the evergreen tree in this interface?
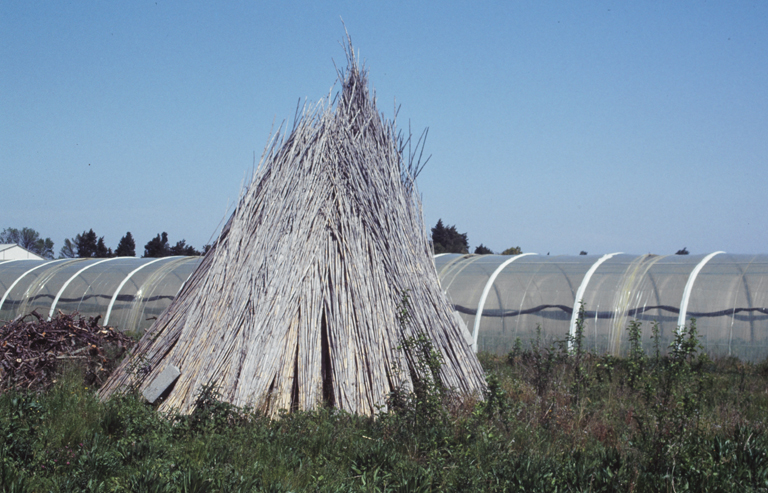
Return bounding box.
[95,237,113,258]
[115,232,136,257]
[144,232,171,258]
[474,244,493,255]
[71,229,114,258]
[431,219,469,254]
[75,229,99,258]
[676,247,690,255]
[170,240,200,256]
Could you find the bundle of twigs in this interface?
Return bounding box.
[100,39,486,415]
[1,311,133,392]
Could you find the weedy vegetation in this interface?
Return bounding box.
[2,313,768,492]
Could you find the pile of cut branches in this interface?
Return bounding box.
[0,311,134,392]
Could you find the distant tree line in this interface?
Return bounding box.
[142,232,208,258]
[1,227,208,260]
[429,219,697,257]
[2,225,694,260]
[430,219,522,256]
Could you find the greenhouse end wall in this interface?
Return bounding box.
[2,253,768,361]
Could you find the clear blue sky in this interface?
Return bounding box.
[2,1,766,256]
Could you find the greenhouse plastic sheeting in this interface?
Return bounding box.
[0,257,203,334]
[436,253,768,361]
[3,254,768,360]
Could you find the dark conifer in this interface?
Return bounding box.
[116,232,136,257]
[76,229,98,258]
[143,232,170,258]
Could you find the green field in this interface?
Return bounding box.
[2,320,768,492]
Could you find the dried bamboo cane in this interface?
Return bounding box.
[100,38,486,416]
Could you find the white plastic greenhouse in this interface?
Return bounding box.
[2,252,767,360]
[0,257,200,335]
[436,253,768,361]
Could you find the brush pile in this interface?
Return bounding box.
[100,39,486,416]
[0,311,133,392]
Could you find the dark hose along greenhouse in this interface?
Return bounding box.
[2,252,767,361]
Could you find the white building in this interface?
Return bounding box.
[0,244,44,261]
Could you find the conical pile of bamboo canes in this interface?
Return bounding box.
[100,41,486,415]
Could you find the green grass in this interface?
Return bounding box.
[2,320,768,492]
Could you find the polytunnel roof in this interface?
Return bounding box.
[0,256,202,334]
[435,252,768,361]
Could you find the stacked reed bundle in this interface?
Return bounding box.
[99,41,486,415]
